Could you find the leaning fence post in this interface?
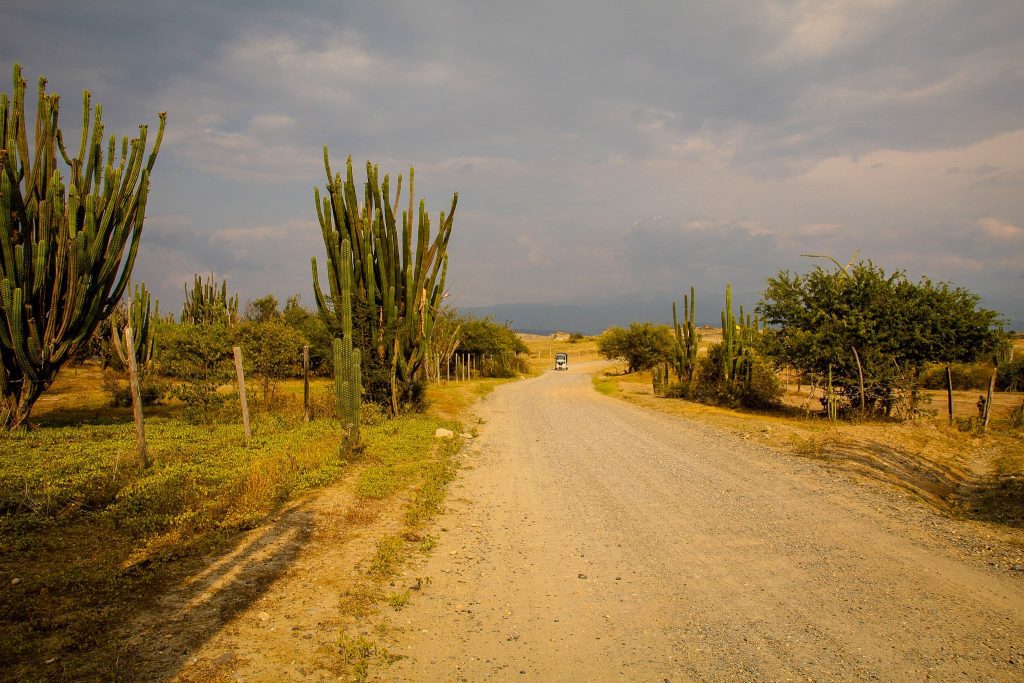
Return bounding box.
[983,367,996,430]
[303,345,311,423]
[124,327,149,468]
[233,346,252,442]
[946,366,954,425]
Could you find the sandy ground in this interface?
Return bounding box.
[375,361,1024,681]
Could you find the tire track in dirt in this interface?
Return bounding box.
[376,362,1024,681]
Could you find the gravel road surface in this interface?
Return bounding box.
[380,362,1024,681]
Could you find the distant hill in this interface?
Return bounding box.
[459,304,1024,337]
[458,300,715,336]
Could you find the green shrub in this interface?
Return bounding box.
[693,343,782,410]
[998,358,1024,392]
[455,315,529,378]
[101,373,167,407]
[155,322,233,382]
[1010,401,1024,429]
[232,319,307,401]
[598,322,674,373]
[758,260,1004,418]
[920,363,994,391]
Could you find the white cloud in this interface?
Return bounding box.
[249,114,295,130]
[977,217,1024,240]
[759,0,903,63]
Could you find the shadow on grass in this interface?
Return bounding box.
[1,498,316,682]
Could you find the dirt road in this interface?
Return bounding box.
[378,362,1024,681]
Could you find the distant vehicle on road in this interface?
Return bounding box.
[554,352,568,371]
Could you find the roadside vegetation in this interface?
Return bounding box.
[0,65,534,680]
[590,259,1022,528]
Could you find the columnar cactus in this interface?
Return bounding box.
[181,274,238,326]
[721,284,737,382]
[0,65,165,427]
[719,283,762,387]
[671,286,699,387]
[312,151,456,414]
[111,283,157,378]
[333,239,361,443]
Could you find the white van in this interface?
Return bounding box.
[554,352,568,371]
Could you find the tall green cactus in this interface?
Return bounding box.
[312,151,456,414]
[333,239,361,444]
[111,283,157,378]
[720,283,760,387]
[0,65,165,428]
[671,286,699,388]
[181,274,238,326]
[721,284,736,382]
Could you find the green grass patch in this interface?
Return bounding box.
[336,633,403,682]
[593,374,619,395]
[385,589,411,610]
[354,415,457,500]
[369,534,405,577]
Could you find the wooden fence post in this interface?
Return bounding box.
[124,327,149,468]
[303,345,311,423]
[233,346,252,442]
[983,367,996,430]
[946,366,954,425]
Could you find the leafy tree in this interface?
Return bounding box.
[232,319,306,401]
[758,261,1003,416]
[597,322,674,373]
[244,294,281,323]
[283,294,332,375]
[456,315,528,377]
[153,321,234,421]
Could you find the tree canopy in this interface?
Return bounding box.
[598,322,674,373]
[757,261,1004,415]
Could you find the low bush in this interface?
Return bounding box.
[920,363,995,391]
[692,343,783,410]
[998,358,1024,392]
[101,373,167,407]
[1010,401,1024,429]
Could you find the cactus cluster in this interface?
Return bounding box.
[0,65,165,427]
[181,274,238,326]
[312,151,456,413]
[671,286,700,388]
[720,283,760,386]
[110,283,157,378]
[333,239,361,444]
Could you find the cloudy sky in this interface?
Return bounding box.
[3,1,1022,324]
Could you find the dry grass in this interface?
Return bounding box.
[520,333,603,373]
[1,360,483,681]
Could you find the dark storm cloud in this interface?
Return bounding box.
[2,1,1022,321]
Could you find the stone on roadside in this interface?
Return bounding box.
[434,428,455,439]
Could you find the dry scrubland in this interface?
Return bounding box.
[537,331,1024,535]
[2,334,1021,679]
[0,364,511,681]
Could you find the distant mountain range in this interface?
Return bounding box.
[459,300,715,336]
[459,302,1024,337]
